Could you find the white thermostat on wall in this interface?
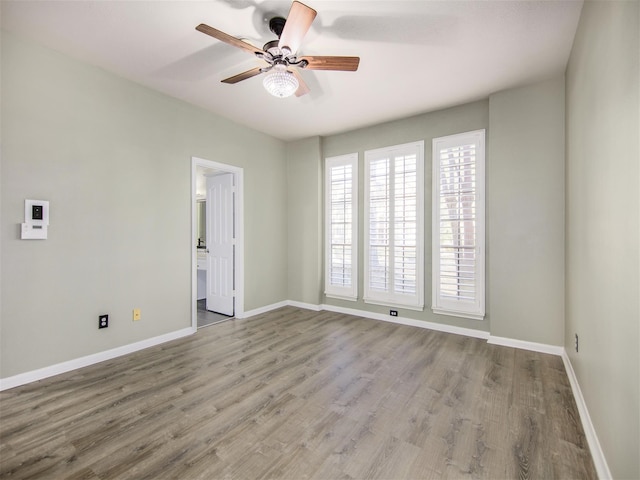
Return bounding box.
[21,199,49,240]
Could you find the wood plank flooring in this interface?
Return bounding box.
[0,307,596,479]
[197,299,233,328]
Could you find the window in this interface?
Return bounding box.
[364,141,424,310]
[325,153,358,300]
[432,130,485,320]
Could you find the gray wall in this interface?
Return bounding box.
[286,137,322,305]
[565,1,639,478]
[1,33,288,378]
[488,78,565,345]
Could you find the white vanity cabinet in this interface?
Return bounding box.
[197,251,207,300]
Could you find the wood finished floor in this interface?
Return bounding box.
[197,299,233,329]
[0,307,596,480]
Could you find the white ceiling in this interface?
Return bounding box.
[2,0,583,141]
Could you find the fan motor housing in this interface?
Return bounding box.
[269,17,286,37]
[263,39,280,53]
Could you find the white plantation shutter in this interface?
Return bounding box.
[325,154,358,300]
[364,141,424,309]
[394,154,418,296]
[432,130,485,320]
[368,157,390,292]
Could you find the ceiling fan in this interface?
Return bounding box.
[196,1,360,98]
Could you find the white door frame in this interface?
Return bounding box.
[191,157,245,330]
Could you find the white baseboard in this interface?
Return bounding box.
[239,300,289,319]
[487,335,564,356]
[287,300,322,311]
[239,300,490,341]
[0,327,195,392]
[240,300,321,318]
[320,303,490,340]
[561,350,612,480]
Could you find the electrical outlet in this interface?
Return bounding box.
[133,308,141,321]
[575,333,579,353]
[99,314,109,329]
[390,310,398,317]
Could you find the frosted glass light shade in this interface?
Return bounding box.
[263,69,298,98]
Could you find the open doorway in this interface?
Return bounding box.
[191,157,244,330]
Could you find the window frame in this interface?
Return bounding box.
[431,129,486,320]
[324,153,359,301]
[364,141,425,310]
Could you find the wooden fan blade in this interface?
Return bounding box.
[291,70,310,97]
[278,1,317,54]
[196,24,262,55]
[221,67,263,84]
[299,56,360,71]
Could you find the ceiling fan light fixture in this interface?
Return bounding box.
[197,1,359,98]
[263,67,298,98]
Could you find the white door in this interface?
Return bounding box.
[206,173,235,316]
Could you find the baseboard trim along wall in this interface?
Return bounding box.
[288,300,322,312]
[319,302,490,340]
[561,351,612,480]
[0,326,195,391]
[487,335,565,356]
[238,300,290,319]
